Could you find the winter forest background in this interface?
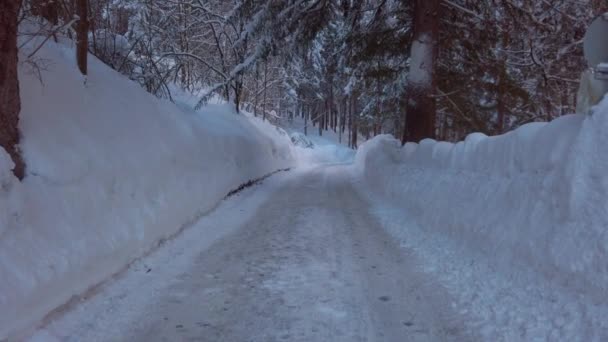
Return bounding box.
[3,1,608,339]
[2,0,608,178]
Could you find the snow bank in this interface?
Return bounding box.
[291,134,356,166]
[0,37,292,339]
[282,116,356,166]
[355,103,608,302]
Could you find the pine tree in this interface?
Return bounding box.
[0,0,25,180]
[76,0,89,75]
[403,0,439,143]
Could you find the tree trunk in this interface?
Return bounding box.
[76,0,89,75]
[234,79,241,113]
[304,106,308,136]
[338,97,343,144]
[375,77,381,136]
[254,63,259,117]
[262,59,267,121]
[318,105,323,136]
[402,0,439,144]
[496,75,506,134]
[496,24,510,134]
[278,86,282,120]
[347,97,352,148]
[0,0,25,180]
[351,96,358,148]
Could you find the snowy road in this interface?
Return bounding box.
[32,166,475,342]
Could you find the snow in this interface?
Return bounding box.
[90,30,130,57]
[281,115,357,166]
[28,166,474,342]
[584,14,608,68]
[28,170,295,342]
[0,36,293,340]
[408,34,433,86]
[353,101,608,340]
[577,69,608,113]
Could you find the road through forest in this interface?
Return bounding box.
[32,166,476,342]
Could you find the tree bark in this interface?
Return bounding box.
[304,106,308,136]
[318,103,323,136]
[262,59,267,121]
[0,0,25,180]
[233,79,241,113]
[351,96,358,148]
[76,0,89,75]
[496,74,506,133]
[496,24,510,134]
[254,63,259,117]
[347,97,352,147]
[402,0,439,144]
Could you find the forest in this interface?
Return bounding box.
[2,1,608,340]
[1,0,606,176]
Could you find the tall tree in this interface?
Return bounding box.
[0,0,25,180]
[34,0,596,143]
[403,0,439,143]
[76,0,89,75]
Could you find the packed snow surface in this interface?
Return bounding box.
[0,36,293,339]
[354,100,608,340]
[29,167,476,342]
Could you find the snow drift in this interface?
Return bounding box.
[355,102,608,301]
[0,38,292,339]
[283,116,356,166]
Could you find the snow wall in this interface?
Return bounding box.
[0,38,293,339]
[355,101,608,301]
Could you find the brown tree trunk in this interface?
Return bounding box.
[351,96,358,148]
[347,96,352,147]
[262,59,267,121]
[76,0,89,75]
[496,24,510,134]
[318,102,323,136]
[496,72,506,134]
[304,106,308,135]
[234,80,241,113]
[402,0,439,144]
[0,0,25,180]
[254,63,259,116]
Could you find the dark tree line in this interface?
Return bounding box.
[1,0,606,179]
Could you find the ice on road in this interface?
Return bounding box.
[32,166,475,342]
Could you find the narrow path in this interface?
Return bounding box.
[32,166,475,342]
